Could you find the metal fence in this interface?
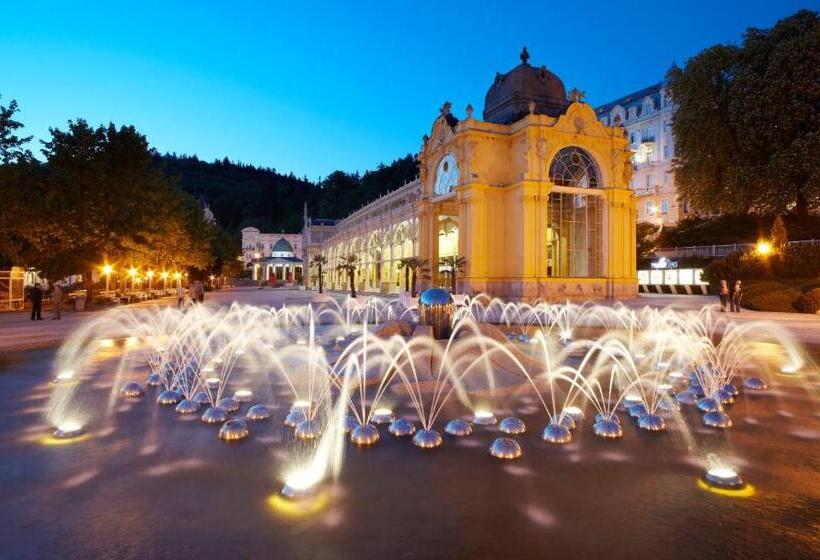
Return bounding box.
[656,239,820,259]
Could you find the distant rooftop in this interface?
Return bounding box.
[595,82,662,116]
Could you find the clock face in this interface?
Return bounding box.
[433,153,459,196]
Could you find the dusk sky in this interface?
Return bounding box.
[3,0,813,179]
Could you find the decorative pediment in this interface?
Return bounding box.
[553,102,611,137]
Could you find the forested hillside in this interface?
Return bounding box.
[158,153,418,234]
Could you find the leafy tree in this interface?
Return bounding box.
[310,254,328,293]
[336,254,358,298]
[669,10,820,214]
[405,257,429,297]
[0,96,32,163]
[770,215,788,250]
[439,255,466,293]
[396,258,414,292]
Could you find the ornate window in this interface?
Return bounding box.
[549,147,600,188]
[433,153,459,196]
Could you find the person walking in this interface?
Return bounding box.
[196,280,204,303]
[718,280,730,312]
[51,282,64,320]
[29,283,43,320]
[731,280,743,312]
[177,284,185,308]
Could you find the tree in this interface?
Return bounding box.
[669,10,820,214]
[397,258,413,292]
[0,96,32,164]
[406,257,429,297]
[310,254,328,293]
[336,254,358,298]
[439,255,466,293]
[770,215,788,250]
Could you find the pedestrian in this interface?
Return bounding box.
[188,281,197,305]
[731,280,743,312]
[51,282,64,320]
[29,283,43,321]
[196,280,204,303]
[177,284,185,308]
[718,280,729,312]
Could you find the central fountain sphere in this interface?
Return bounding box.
[192,391,211,405]
[445,419,473,437]
[157,389,182,406]
[489,437,522,459]
[246,404,271,421]
[472,410,497,425]
[704,467,745,489]
[637,413,666,432]
[175,399,200,414]
[542,422,572,444]
[218,419,250,441]
[120,382,144,399]
[146,373,162,387]
[744,377,768,391]
[593,419,623,439]
[388,418,416,437]
[217,397,240,412]
[696,396,720,413]
[499,417,527,434]
[53,423,84,439]
[201,406,227,424]
[675,390,697,405]
[295,419,321,439]
[350,423,380,446]
[418,288,454,340]
[232,389,254,403]
[413,429,443,449]
[371,408,394,424]
[703,410,732,428]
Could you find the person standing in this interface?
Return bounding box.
[196,280,204,303]
[718,280,729,312]
[731,280,743,312]
[51,282,64,320]
[177,284,185,308]
[29,283,43,320]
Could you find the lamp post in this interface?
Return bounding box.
[101,264,114,294]
[173,271,182,289]
[161,271,169,290]
[146,270,154,292]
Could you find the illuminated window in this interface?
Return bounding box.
[433,153,459,196]
[661,199,669,214]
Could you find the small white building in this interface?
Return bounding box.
[241,227,304,283]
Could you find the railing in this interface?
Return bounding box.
[656,239,820,259]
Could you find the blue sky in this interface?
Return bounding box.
[2,0,814,179]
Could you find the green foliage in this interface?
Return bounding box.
[656,213,820,247]
[310,254,328,292]
[440,255,466,293]
[770,215,788,249]
[636,222,660,257]
[0,96,32,164]
[159,152,418,234]
[336,254,358,298]
[668,10,820,214]
[743,284,801,313]
[795,288,820,314]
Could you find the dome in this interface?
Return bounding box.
[483,47,569,125]
[272,238,293,253]
[419,288,454,306]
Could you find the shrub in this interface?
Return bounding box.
[795,288,820,314]
[743,286,800,313]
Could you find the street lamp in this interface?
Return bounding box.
[173,271,182,288]
[160,271,169,290]
[101,263,114,294]
[756,240,773,257]
[146,270,155,292]
[127,267,138,292]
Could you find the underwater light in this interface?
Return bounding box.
[55,370,74,382]
[559,329,572,341]
[292,400,311,410]
[780,364,798,374]
[281,469,321,499]
[296,339,306,345]
[472,409,497,425]
[53,422,84,439]
[371,408,394,424]
[233,389,254,402]
[99,339,114,348]
[703,467,745,489]
[125,336,138,346]
[205,377,220,387]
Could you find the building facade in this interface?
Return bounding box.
[595,75,688,226]
[305,49,637,301]
[241,227,304,283]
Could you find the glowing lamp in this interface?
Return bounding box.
[755,240,773,257]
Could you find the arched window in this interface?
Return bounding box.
[549,147,600,188]
[433,153,459,196]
